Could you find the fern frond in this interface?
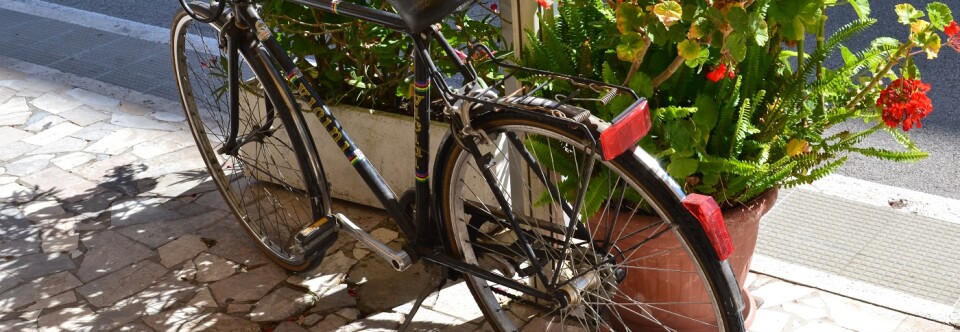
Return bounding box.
[786,156,847,187]
[851,147,928,162]
[730,98,754,157]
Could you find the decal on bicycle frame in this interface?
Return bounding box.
[330,0,342,14]
[286,67,303,83]
[255,20,272,41]
[291,81,365,166]
[413,79,430,181]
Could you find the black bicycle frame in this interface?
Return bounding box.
[225,0,560,303]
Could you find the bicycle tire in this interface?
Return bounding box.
[435,97,745,331]
[171,3,331,271]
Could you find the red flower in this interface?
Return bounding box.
[876,78,933,131]
[490,3,498,13]
[535,0,552,9]
[706,63,727,82]
[946,21,960,53]
[945,21,959,37]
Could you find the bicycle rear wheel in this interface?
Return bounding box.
[436,98,745,331]
[171,3,330,271]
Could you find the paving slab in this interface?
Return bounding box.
[22,112,65,132]
[116,210,225,248]
[50,152,96,170]
[0,238,41,258]
[29,137,87,155]
[0,183,37,204]
[65,88,119,108]
[0,271,82,312]
[250,286,315,322]
[0,205,38,240]
[0,125,32,146]
[84,128,168,155]
[58,105,109,126]
[158,234,207,268]
[68,121,120,141]
[208,264,287,305]
[109,197,181,227]
[36,305,96,332]
[193,252,237,283]
[20,166,104,203]
[93,277,196,329]
[21,122,81,146]
[76,230,154,282]
[194,218,271,267]
[0,142,39,162]
[0,252,75,280]
[29,92,81,114]
[76,260,167,307]
[5,154,54,177]
[187,287,217,308]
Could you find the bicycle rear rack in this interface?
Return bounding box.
[443,44,643,121]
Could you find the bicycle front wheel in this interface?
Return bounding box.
[436,98,744,331]
[171,3,329,271]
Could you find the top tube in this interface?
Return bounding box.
[281,0,409,32]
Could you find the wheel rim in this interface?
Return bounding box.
[172,9,314,268]
[443,122,730,331]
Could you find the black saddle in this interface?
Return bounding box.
[385,0,473,33]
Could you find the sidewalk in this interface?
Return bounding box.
[0,2,958,332]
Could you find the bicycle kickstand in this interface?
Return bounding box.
[398,264,449,331]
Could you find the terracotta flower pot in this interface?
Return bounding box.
[589,188,778,330]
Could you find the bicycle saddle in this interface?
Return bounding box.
[385,0,473,33]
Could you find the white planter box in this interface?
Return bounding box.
[302,105,447,207]
[238,90,541,214]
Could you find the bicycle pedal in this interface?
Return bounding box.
[296,215,338,244]
[297,215,339,260]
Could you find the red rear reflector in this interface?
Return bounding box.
[682,194,734,260]
[599,99,651,161]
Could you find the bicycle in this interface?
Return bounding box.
[171,0,746,330]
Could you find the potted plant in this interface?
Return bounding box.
[256,0,509,206]
[519,0,958,326]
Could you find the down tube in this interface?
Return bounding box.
[253,31,416,240]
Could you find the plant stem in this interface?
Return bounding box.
[844,43,911,110]
[652,55,685,87]
[621,36,651,86]
[814,5,826,121]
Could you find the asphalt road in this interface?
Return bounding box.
[41,0,960,199]
[825,1,960,200]
[42,0,180,28]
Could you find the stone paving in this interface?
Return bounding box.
[0,65,957,332]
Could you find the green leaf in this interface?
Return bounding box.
[895,4,924,25]
[725,32,747,62]
[666,157,699,179]
[726,6,749,32]
[617,32,647,62]
[922,33,942,59]
[692,94,719,135]
[628,72,654,98]
[653,1,683,28]
[784,16,806,40]
[616,2,643,34]
[684,48,710,68]
[754,20,770,46]
[927,2,953,30]
[846,0,870,20]
[677,39,702,61]
[839,46,856,66]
